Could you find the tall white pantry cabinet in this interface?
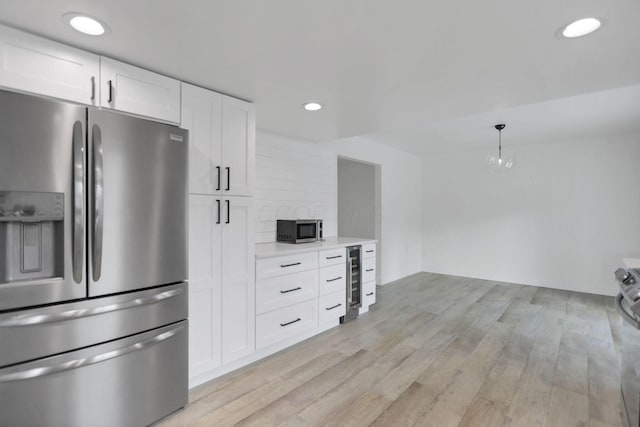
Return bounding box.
[181,83,256,384]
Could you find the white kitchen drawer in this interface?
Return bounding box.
[319,264,347,296]
[256,252,318,280]
[318,290,346,324]
[256,299,317,349]
[363,281,376,306]
[363,243,376,259]
[363,258,376,284]
[256,270,318,315]
[318,247,347,267]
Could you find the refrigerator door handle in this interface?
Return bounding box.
[72,121,84,284]
[0,324,184,382]
[0,287,184,327]
[91,124,104,282]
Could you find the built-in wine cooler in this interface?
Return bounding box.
[341,245,362,323]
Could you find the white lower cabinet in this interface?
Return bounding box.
[256,299,317,349]
[319,291,346,324]
[361,243,377,313]
[256,270,319,315]
[188,195,255,382]
[319,263,347,295]
[221,197,255,364]
[363,280,376,307]
[188,196,222,377]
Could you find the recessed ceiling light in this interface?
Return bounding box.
[303,102,323,111]
[561,17,602,38]
[63,13,109,36]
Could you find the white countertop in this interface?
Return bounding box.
[624,258,640,269]
[255,237,377,259]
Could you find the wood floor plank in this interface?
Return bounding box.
[458,397,508,427]
[503,349,557,427]
[546,386,589,427]
[159,272,623,427]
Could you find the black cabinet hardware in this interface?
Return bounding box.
[280,262,301,268]
[216,199,221,224]
[216,166,221,191]
[225,199,230,224]
[107,80,113,103]
[366,292,374,296]
[366,250,374,253]
[225,166,230,191]
[326,277,342,282]
[90,76,95,100]
[326,255,342,260]
[280,318,301,327]
[280,287,301,294]
[366,269,374,272]
[325,304,342,311]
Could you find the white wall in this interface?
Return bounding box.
[337,157,376,239]
[255,131,337,243]
[323,136,423,285]
[422,132,640,296]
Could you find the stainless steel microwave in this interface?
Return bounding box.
[277,219,323,243]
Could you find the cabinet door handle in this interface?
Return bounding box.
[366,250,374,253]
[216,166,221,191]
[326,255,342,260]
[216,199,221,224]
[280,287,301,294]
[225,199,230,224]
[325,303,342,311]
[107,80,113,103]
[280,318,301,327]
[225,166,230,191]
[366,292,374,296]
[326,277,342,282]
[90,76,96,101]
[366,269,374,272]
[280,262,301,268]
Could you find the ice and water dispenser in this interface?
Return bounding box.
[0,191,64,284]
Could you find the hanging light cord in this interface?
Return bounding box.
[498,128,502,160]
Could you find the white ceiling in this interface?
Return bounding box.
[0,0,639,151]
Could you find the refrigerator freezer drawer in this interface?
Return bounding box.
[0,282,187,368]
[0,320,188,427]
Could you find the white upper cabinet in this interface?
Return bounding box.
[181,83,223,194]
[0,25,99,105]
[101,57,180,123]
[221,95,255,197]
[181,83,255,196]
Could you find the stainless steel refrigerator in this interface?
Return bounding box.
[0,90,188,426]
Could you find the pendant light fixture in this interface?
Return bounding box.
[487,124,515,172]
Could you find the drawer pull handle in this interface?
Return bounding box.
[280,318,302,327]
[366,250,374,253]
[326,276,342,282]
[366,292,374,296]
[326,255,342,260]
[325,303,342,311]
[366,269,374,272]
[280,262,302,268]
[280,287,302,294]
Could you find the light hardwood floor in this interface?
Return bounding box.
[158,272,623,427]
